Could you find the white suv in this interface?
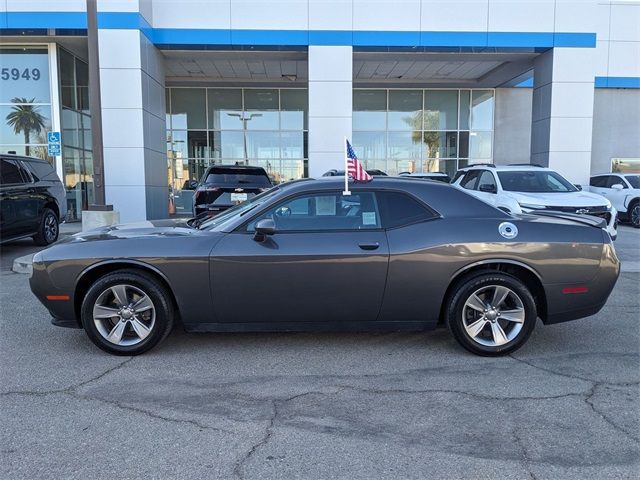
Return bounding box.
[589,173,640,228]
[452,164,618,239]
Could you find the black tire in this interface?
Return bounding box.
[80,270,174,355]
[446,272,537,356]
[33,208,59,246]
[629,201,640,228]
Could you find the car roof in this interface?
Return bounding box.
[1,153,49,164]
[400,172,449,176]
[459,164,554,172]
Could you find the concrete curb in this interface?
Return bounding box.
[12,254,35,275]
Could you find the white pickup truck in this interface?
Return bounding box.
[589,174,640,228]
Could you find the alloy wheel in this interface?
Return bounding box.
[632,204,640,227]
[92,284,156,346]
[44,213,58,243]
[462,285,525,347]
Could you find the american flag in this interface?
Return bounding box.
[346,140,372,182]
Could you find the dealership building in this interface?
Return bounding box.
[1,0,639,222]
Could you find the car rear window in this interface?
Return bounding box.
[377,191,438,228]
[203,167,271,186]
[24,160,56,182]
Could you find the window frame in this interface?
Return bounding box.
[460,170,482,190]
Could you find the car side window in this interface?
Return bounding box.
[246,191,381,232]
[605,176,626,188]
[590,176,606,187]
[0,159,25,185]
[460,170,481,190]
[377,191,438,229]
[477,170,497,192]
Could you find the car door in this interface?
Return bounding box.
[0,158,34,238]
[209,190,390,325]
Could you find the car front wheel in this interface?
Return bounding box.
[446,272,537,356]
[80,270,174,355]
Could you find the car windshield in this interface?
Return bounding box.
[625,175,640,189]
[497,170,577,193]
[203,167,271,186]
[195,187,281,230]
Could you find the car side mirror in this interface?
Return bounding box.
[253,218,276,242]
[574,184,583,191]
[479,183,497,194]
[611,183,624,190]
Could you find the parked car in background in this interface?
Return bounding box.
[0,154,66,245]
[30,177,619,357]
[192,165,272,216]
[451,164,618,239]
[399,172,451,183]
[322,169,388,177]
[589,173,640,228]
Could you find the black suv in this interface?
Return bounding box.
[0,154,67,245]
[193,165,273,216]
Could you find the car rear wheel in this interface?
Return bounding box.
[80,270,174,355]
[446,272,537,356]
[630,202,640,228]
[33,208,59,246]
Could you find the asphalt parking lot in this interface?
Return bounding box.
[1,226,638,479]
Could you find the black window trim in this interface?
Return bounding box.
[233,187,442,234]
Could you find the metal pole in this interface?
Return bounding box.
[86,0,111,210]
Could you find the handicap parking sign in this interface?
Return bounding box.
[47,131,61,144]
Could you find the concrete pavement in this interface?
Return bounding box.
[0,226,638,479]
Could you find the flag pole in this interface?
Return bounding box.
[343,136,351,196]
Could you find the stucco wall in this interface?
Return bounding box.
[591,89,640,174]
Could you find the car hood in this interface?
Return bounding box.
[505,190,611,207]
[61,218,199,242]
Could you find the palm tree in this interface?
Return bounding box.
[5,97,46,156]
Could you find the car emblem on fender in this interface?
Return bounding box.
[575,208,590,214]
[498,222,518,239]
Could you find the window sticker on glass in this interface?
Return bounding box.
[316,196,336,216]
[362,212,377,225]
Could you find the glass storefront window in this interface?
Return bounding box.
[471,90,494,130]
[0,47,51,104]
[424,90,458,130]
[388,90,422,131]
[210,130,245,159]
[170,88,206,130]
[0,104,51,147]
[208,88,242,129]
[245,131,280,159]
[353,90,386,130]
[352,89,494,175]
[469,131,492,159]
[281,89,307,130]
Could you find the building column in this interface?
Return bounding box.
[531,48,596,184]
[97,28,166,222]
[307,46,353,178]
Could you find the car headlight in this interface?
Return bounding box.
[518,203,546,210]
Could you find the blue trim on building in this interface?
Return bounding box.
[515,78,534,87]
[2,11,598,49]
[4,11,87,29]
[595,76,640,89]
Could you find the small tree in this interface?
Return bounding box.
[5,97,46,156]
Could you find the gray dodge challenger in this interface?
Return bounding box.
[29,177,620,356]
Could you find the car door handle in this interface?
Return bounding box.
[358,242,380,251]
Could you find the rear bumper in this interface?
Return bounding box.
[542,242,620,324]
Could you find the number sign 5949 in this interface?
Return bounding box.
[1,67,41,81]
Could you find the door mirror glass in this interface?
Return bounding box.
[611,183,624,190]
[253,218,276,242]
[479,183,497,193]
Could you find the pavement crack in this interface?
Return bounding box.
[233,399,278,480]
[584,383,640,444]
[71,391,231,434]
[1,357,134,397]
[513,427,538,480]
